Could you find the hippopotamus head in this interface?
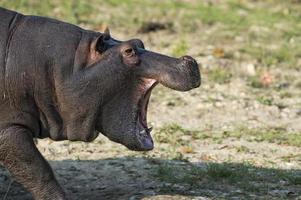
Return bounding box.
[60,30,201,151]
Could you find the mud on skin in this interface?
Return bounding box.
[0,7,201,200]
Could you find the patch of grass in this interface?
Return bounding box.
[228,126,301,147]
[192,3,244,27]
[154,161,301,195]
[235,145,251,153]
[256,96,274,106]
[281,154,301,162]
[171,40,188,57]
[288,175,301,185]
[154,124,186,145]
[0,0,98,25]
[155,124,200,146]
[157,124,301,147]
[2,0,301,69]
[263,44,299,68]
[241,36,301,69]
[206,162,241,181]
[155,124,219,146]
[105,0,136,6]
[154,124,198,161]
[247,74,264,89]
[279,91,293,99]
[207,68,232,84]
[156,163,205,185]
[247,75,264,88]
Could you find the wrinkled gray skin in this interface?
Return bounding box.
[0,7,201,200]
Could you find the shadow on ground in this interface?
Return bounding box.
[0,157,300,200]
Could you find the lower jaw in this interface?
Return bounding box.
[126,127,154,151]
[137,134,154,151]
[98,129,154,151]
[127,130,154,151]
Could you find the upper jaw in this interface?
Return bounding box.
[136,51,201,92]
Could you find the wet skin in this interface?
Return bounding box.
[0,7,200,200]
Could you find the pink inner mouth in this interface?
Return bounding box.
[138,79,157,130]
[136,78,158,149]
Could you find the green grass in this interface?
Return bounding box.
[156,124,301,147]
[235,145,251,153]
[242,43,301,69]
[256,96,274,106]
[171,40,188,57]
[247,75,264,88]
[154,161,301,196]
[1,0,300,70]
[207,68,233,84]
[154,124,197,146]
[220,127,301,147]
[250,130,301,146]
[0,0,94,24]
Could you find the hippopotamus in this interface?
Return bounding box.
[0,7,200,200]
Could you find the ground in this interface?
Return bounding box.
[0,0,300,199]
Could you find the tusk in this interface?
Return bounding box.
[147,127,153,132]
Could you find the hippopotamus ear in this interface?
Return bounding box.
[88,32,111,63]
[104,27,110,36]
[95,28,111,52]
[93,35,107,53]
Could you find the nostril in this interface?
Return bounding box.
[180,55,197,66]
[181,55,193,61]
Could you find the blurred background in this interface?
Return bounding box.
[0,0,300,199]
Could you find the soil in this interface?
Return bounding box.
[0,7,301,200]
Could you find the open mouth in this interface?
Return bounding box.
[136,78,158,150]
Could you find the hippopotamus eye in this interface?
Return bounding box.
[120,44,140,66]
[124,47,135,57]
[125,48,133,54]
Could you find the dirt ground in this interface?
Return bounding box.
[0,1,301,200]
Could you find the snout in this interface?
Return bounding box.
[179,55,201,89]
[136,50,201,92]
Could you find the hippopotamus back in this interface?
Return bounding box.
[0,8,18,94]
[0,7,91,137]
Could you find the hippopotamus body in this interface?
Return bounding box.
[0,7,200,200]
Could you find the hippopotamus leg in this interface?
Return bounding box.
[0,126,66,200]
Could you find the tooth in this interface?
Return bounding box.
[140,130,146,135]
